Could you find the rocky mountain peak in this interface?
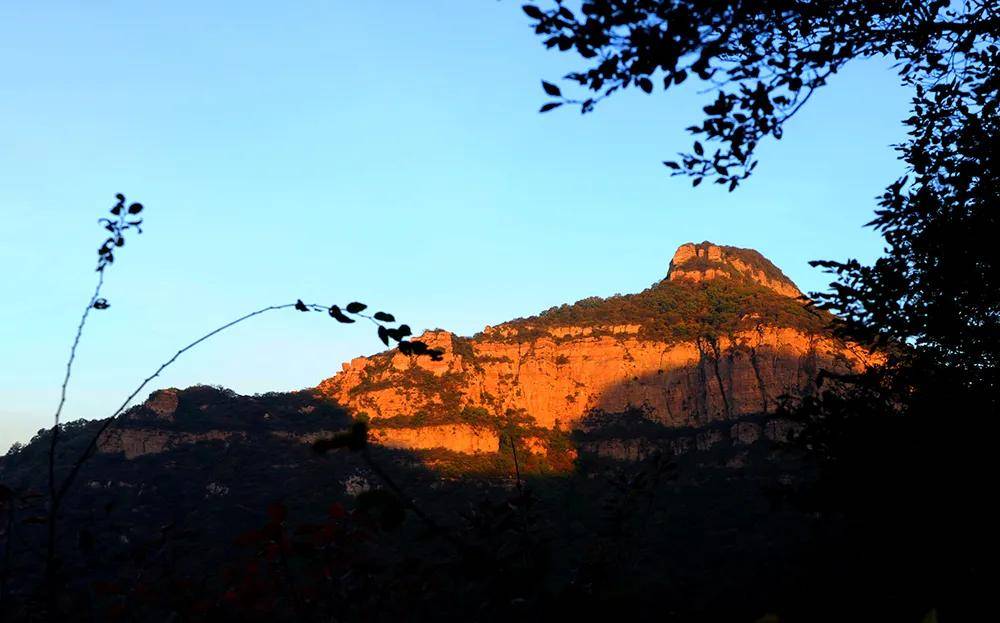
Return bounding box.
[667,241,802,299]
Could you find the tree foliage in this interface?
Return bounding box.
[527,0,998,617]
[525,0,997,188]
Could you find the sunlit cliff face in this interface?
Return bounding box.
[316,243,881,459]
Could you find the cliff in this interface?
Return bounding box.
[317,242,879,455]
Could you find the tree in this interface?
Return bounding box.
[525,1,997,188]
[525,1,998,618]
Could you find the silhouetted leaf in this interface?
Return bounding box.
[127,202,143,214]
[328,305,355,323]
[540,102,563,113]
[93,298,110,310]
[346,301,367,313]
[312,422,368,453]
[295,299,309,312]
[542,80,561,96]
[378,325,390,346]
[522,4,543,19]
[373,311,395,322]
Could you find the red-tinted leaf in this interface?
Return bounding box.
[267,502,287,524]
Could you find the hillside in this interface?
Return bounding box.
[318,242,878,457]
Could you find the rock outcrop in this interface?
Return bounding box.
[318,243,879,455]
[667,241,802,299]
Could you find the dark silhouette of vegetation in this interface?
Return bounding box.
[1,195,446,620]
[527,0,998,618]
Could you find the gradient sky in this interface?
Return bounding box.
[0,1,912,450]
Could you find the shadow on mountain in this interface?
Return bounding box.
[0,381,887,621]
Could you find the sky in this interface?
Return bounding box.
[0,1,912,450]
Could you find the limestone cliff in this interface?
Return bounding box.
[318,243,879,452]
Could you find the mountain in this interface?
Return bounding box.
[2,241,877,473]
[317,242,877,459]
[0,241,885,621]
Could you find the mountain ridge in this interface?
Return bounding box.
[317,242,878,457]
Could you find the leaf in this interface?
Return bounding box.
[522,4,544,19]
[637,77,653,93]
[92,298,110,310]
[694,141,704,156]
[692,177,703,187]
[328,305,355,323]
[373,311,395,322]
[267,502,287,524]
[378,325,390,346]
[312,422,368,453]
[674,70,687,84]
[539,102,563,113]
[127,202,143,214]
[328,502,346,520]
[396,324,412,338]
[663,161,680,169]
[542,80,561,97]
[295,299,309,312]
[345,301,367,313]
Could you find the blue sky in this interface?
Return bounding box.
[0,1,911,450]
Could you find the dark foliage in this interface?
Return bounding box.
[525,0,996,188]
[526,0,999,618]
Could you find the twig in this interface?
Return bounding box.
[45,270,105,584]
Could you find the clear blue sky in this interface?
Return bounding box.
[0,1,911,450]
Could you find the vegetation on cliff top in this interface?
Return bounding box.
[497,277,828,343]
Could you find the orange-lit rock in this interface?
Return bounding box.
[318,243,881,458]
[668,241,803,299]
[370,425,499,454]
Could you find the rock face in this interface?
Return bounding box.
[318,243,879,453]
[668,241,802,299]
[371,425,499,454]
